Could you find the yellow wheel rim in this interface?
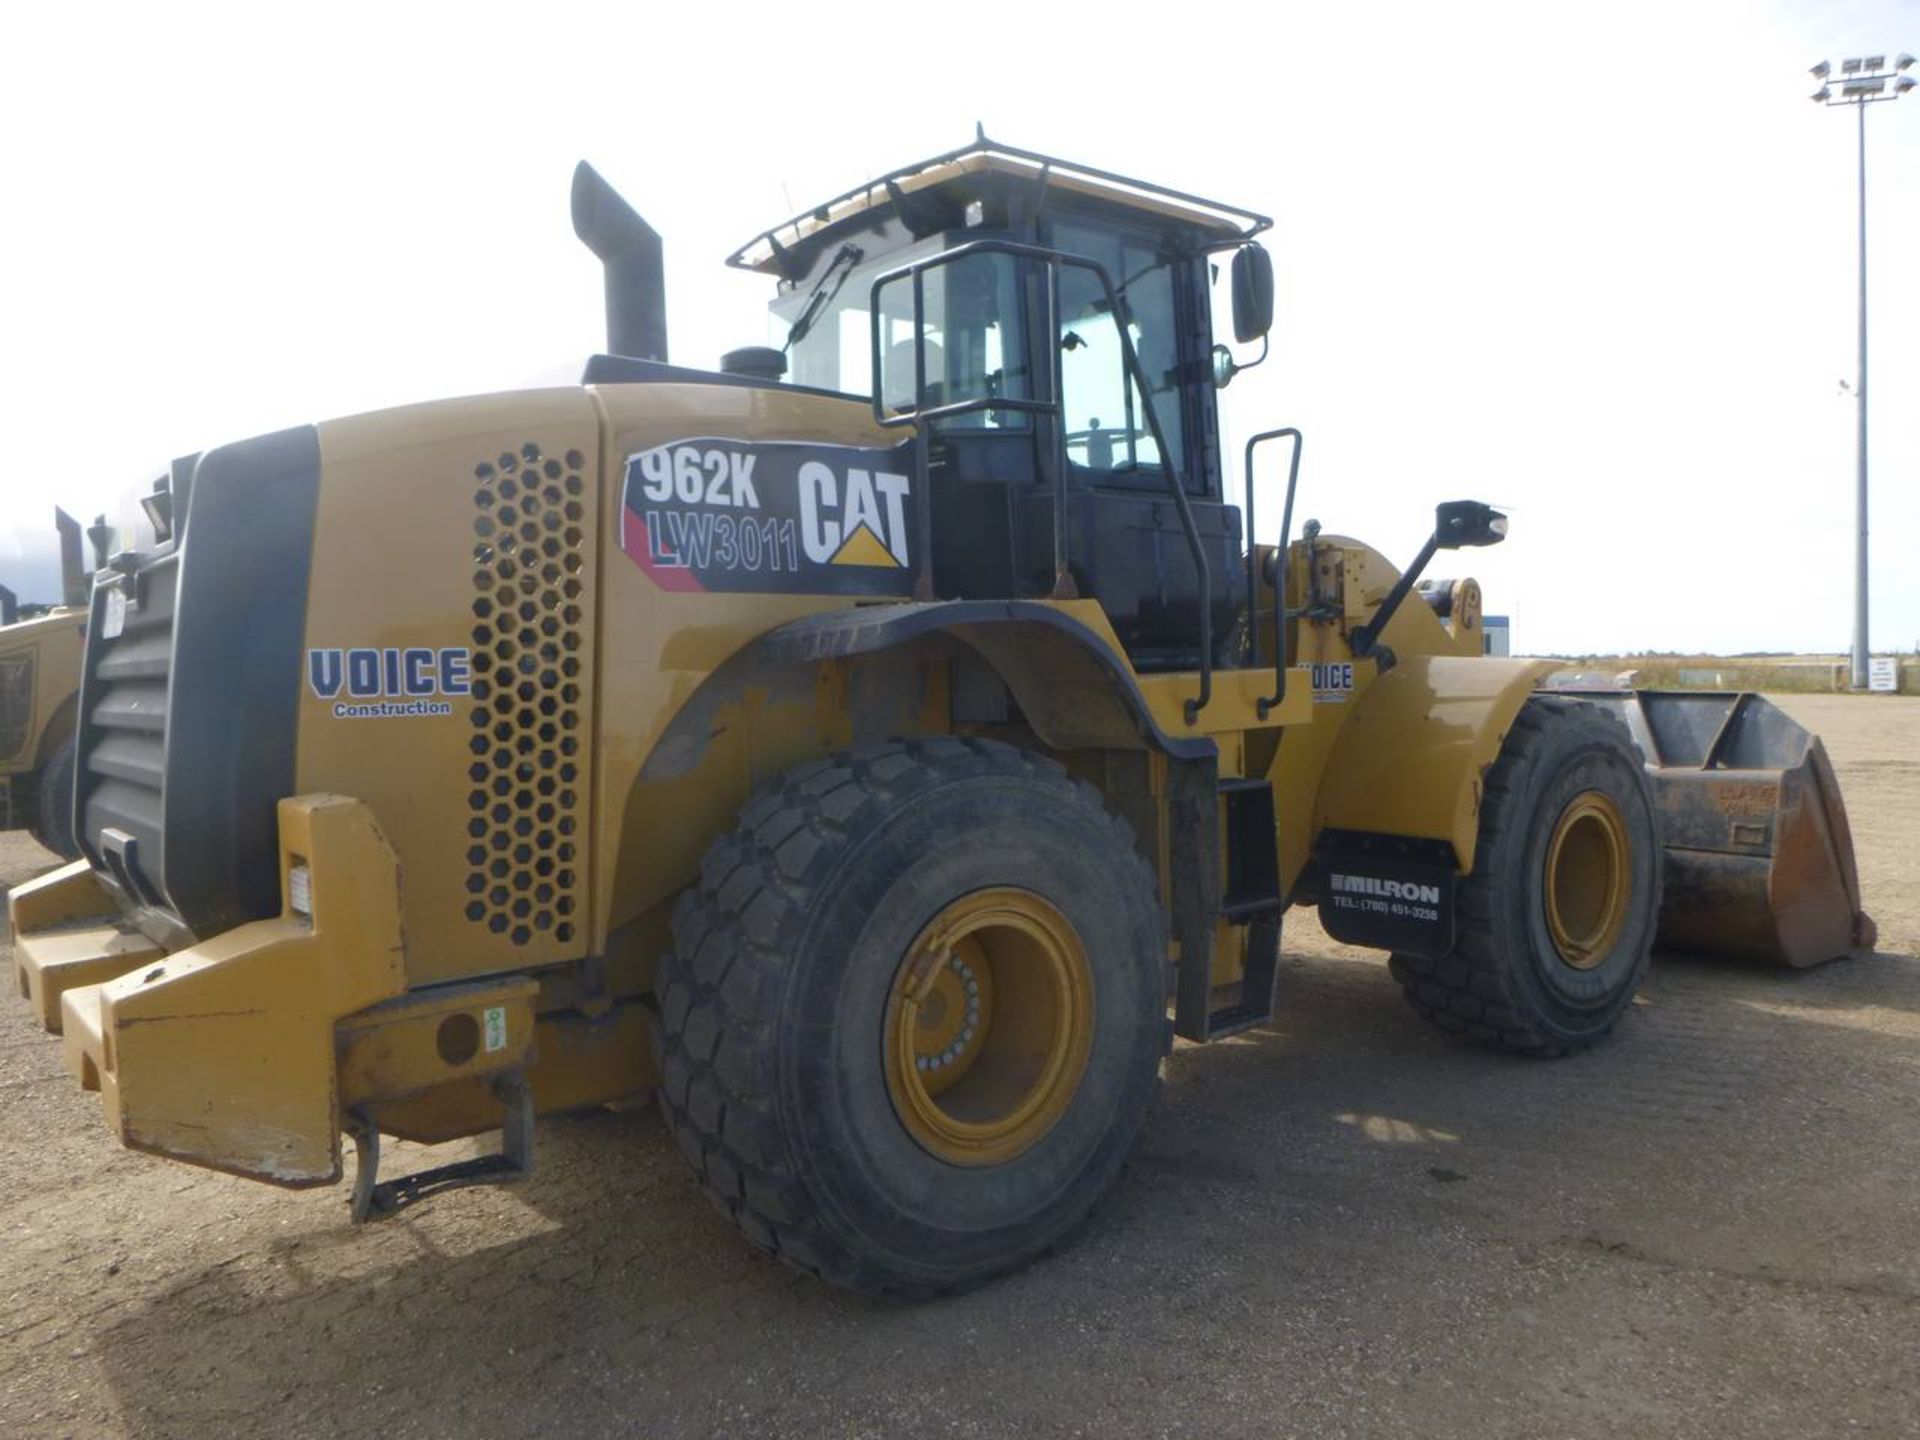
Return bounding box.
[884,888,1094,1167]
[1544,791,1631,970]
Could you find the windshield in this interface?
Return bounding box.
[771,243,927,398]
[771,238,1031,429]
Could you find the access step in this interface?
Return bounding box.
[347,1072,536,1222]
[1174,776,1283,1042]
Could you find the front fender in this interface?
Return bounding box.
[1312,655,1553,870]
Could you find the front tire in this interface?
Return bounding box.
[1390,696,1661,1055]
[30,736,78,860]
[655,738,1168,1297]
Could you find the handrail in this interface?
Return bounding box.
[1242,428,1304,718]
[729,132,1272,273]
[867,237,1214,721]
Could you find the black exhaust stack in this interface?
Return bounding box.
[55,507,88,608]
[572,161,668,362]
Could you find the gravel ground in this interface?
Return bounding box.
[2,693,1916,1439]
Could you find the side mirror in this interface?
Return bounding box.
[1230,243,1274,344]
[1434,500,1508,549]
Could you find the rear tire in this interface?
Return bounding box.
[1390,696,1661,1056]
[29,736,78,860]
[654,737,1168,1297]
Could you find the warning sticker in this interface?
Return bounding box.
[619,437,918,597]
[101,586,127,640]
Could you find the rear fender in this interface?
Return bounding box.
[636,599,1215,782]
[606,599,1219,964]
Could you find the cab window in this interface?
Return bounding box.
[873,250,1030,427]
[1050,219,1186,483]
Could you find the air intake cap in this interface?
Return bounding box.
[720,347,787,382]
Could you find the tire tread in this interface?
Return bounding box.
[1390,696,1662,1057]
[654,737,1158,1296]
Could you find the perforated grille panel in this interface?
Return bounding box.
[466,442,588,946]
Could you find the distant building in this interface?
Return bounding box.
[1484,614,1511,657]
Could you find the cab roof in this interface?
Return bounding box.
[727,133,1272,279]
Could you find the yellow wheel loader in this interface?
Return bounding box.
[0,510,91,858]
[9,138,1874,1296]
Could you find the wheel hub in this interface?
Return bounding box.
[1545,790,1631,970]
[884,888,1093,1166]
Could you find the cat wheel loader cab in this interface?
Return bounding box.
[8,136,1875,1296]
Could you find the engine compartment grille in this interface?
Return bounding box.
[79,556,177,904]
[465,442,588,946]
[74,426,319,944]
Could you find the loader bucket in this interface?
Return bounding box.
[1549,690,1876,967]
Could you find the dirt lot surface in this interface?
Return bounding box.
[3,693,1917,1439]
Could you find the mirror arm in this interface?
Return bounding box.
[1349,532,1441,661]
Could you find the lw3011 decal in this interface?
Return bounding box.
[620,437,917,596]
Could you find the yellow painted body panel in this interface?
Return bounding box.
[1059,598,1315,737]
[297,390,602,985]
[10,856,118,931]
[52,795,407,1184]
[337,975,540,1109]
[1269,676,1371,896]
[370,1001,655,1144]
[588,382,897,959]
[0,606,84,777]
[16,916,163,1033]
[1265,533,1506,889]
[1314,654,1554,869]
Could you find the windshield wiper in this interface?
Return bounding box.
[783,243,864,351]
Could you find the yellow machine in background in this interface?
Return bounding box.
[0,510,90,858]
[10,139,1873,1295]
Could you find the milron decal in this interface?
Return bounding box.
[1318,859,1455,957]
[307,646,471,718]
[620,437,917,597]
[1329,871,1442,919]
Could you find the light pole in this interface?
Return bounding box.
[1810,55,1914,690]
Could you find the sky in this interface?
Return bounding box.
[1,0,1915,656]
